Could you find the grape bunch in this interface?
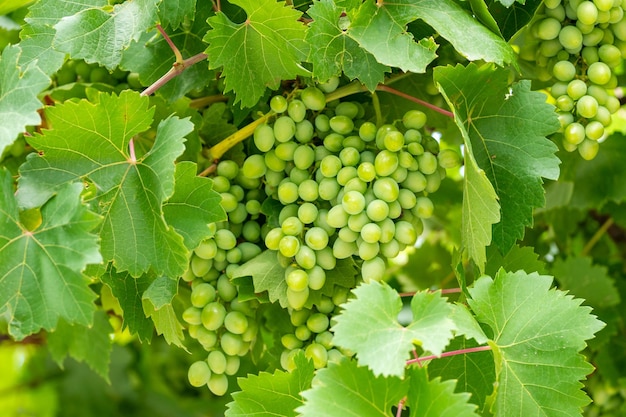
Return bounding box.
[517,0,626,159]
[183,81,460,391]
[53,58,143,92]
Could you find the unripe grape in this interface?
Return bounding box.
[359,121,377,142]
[308,265,326,290]
[191,283,217,308]
[224,311,249,335]
[279,235,301,257]
[287,287,309,310]
[578,2,599,25]
[294,145,315,170]
[342,190,366,215]
[553,60,576,81]
[183,307,203,325]
[373,177,400,202]
[383,130,405,152]
[577,94,599,118]
[339,226,359,243]
[318,76,340,93]
[578,138,600,159]
[295,120,315,143]
[301,86,326,111]
[585,120,605,140]
[241,154,266,179]
[201,302,227,331]
[274,116,296,142]
[559,25,583,50]
[307,313,330,333]
[288,99,307,122]
[208,373,229,396]
[208,350,227,374]
[305,342,328,369]
[567,79,587,99]
[329,115,354,134]
[333,238,357,259]
[225,355,241,376]
[217,274,238,302]
[188,361,211,387]
[362,256,387,283]
[402,110,427,129]
[282,333,303,350]
[414,196,434,218]
[587,61,612,84]
[366,199,390,222]
[295,245,316,269]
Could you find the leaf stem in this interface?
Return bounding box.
[395,397,406,417]
[375,84,454,118]
[398,288,462,297]
[207,112,275,161]
[140,52,208,97]
[581,217,615,256]
[324,81,368,103]
[156,24,183,64]
[406,345,492,366]
[371,92,383,127]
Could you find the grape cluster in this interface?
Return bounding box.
[184,82,460,390]
[183,164,265,395]
[517,0,626,159]
[53,58,143,91]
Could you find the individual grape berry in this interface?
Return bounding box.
[301,86,326,111]
[188,361,212,387]
[270,95,288,113]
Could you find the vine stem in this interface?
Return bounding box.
[581,217,614,256]
[406,345,492,366]
[156,24,183,64]
[398,288,462,297]
[207,112,275,161]
[396,397,406,417]
[376,84,454,118]
[140,52,208,98]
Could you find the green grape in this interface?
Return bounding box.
[265,227,284,250]
[577,94,599,118]
[188,361,212,387]
[318,76,340,93]
[296,245,317,269]
[183,307,202,325]
[417,152,438,175]
[277,181,299,204]
[294,145,315,170]
[279,235,300,257]
[290,167,309,185]
[308,265,326,290]
[348,211,370,232]
[195,239,217,260]
[239,242,262,262]
[360,222,382,243]
[275,141,298,161]
[221,331,244,356]
[282,216,304,236]
[362,256,386,283]
[402,110,427,129]
[578,138,600,159]
[282,333,303,350]
[89,66,111,83]
[373,177,400,202]
[357,161,377,182]
[215,229,237,250]
[380,239,401,258]
[320,155,342,177]
[342,190,366,215]
[305,227,329,251]
[559,25,583,50]
[208,350,227,374]
[315,113,331,132]
[301,86,326,111]
[270,95,288,113]
[295,120,315,143]
[288,99,307,122]
[287,287,309,310]
[208,373,229,396]
[398,188,417,210]
[343,135,366,151]
[225,355,241,376]
[295,324,312,341]
[318,177,341,200]
[324,132,345,152]
[567,79,587,99]
[329,115,354,134]
[338,226,359,242]
[202,302,227,331]
[287,269,309,291]
[578,2,599,25]
[374,150,399,176]
[298,179,319,201]
[359,121,377,142]
[279,204,299,224]
[253,124,275,152]
[395,221,418,245]
[241,154,266,179]
[316,296,335,314]
[587,61,612,84]
[337,166,358,185]
[339,147,360,166]
[537,17,562,40]
[217,160,239,179]
[224,311,249,335]
[305,342,328,369]
[344,177,367,194]
[307,313,330,333]
[191,283,217,308]
[274,116,296,142]
[414,196,434,219]
[366,199,390,222]
[191,256,212,277]
[553,60,576,81]
[196,328,218,348]
[242,220,261,241]
[425,172,442,193]
[315,331,334,349]
[437,148,462,169]
[556,95,575,111]
[585,120,605,140]
[298,203,319,224]
[358,241,380,260]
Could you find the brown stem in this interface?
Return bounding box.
[140,52,208,97]
[406,345,492,366]
[376,84,454,118]
[156,24,183,64]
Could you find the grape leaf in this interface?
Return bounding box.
[163,161,226,251]
[485,0,543,40]
[558,134,626,210]
[467,269,605,416]
[426,337,496,412]
[332,281,456,377]
[18,91,192,278]
[142,274,178,309]
[485,244,546,278]
[226,352,314,417]
[552,256,620,308]
[158,0,196,30]
[143,298,186,349]
[347,1,438,74]
[450,303,488,345]
[297,357,407,417]
[53,0,160,70]
[305,0,390,89]
[0,169,102,340]
[18,0,105,75]
[47,311,113,382]
[407,366,480,417]
[100,266,154,342]
[121,2,213,102]
[204,0,309,108]
[0,45,49,155]
[348,0,516,68]
[435,63,560,260]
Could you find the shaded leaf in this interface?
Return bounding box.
[552,256,620,308]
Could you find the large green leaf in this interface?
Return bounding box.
[467,270,605,416]
[158,0,197,30]
[53,0,160,69]
[0,45,49,155]
[0,169,102,340]
[435,63,560,266]
[552,256,620,309]
[226,353,314,417]
[18,91,192,278]
[298,357,407,417]
[204,0,309,108]
[348,0,516,68]
[305,0,390,89]
[332,281,456,377]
